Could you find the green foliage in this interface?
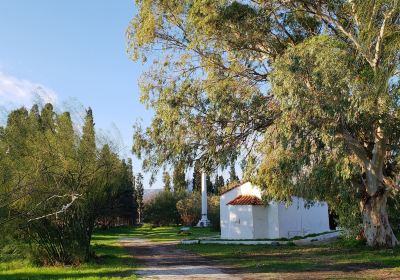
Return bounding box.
[135,173,144,224]
[143,191,186,226]
[213,174,225,195]
[172,161,187,192]
[97,158,138,228]
[192,161,202,193]
[228,159,239,184]
[388,193,400,234]
[0,104,136,265]
[162,171,171,192]
[208,195,220,231]
[176,193,201,226]
[175,193,220,229]
[129,0,400,245]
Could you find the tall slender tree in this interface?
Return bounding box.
[229,159,239,183]
[192,161,202,193]
[172,161,187,192]
[162,171,172,192]
[214,174,225,195]
[79,107,96,160]
[206,174,213,194]
[135,173,144,224]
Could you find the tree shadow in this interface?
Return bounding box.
[0,270,136,280]
[0,243,136,280]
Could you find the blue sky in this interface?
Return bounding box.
[0,1,158,187]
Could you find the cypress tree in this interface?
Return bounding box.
[40,103,55,132]
[192,161,201,193]
[162,171,171,192]
[213,174,225,195]
[229,159,239,183]
[135,173,144,224]
[172,161,186,192]
[79,108,96,161]
[206,174,213,194]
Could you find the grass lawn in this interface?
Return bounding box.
[179,239,400,279]
[94,224,220,242]
[0,229,138,280]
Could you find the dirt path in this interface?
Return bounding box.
[120,238,400,280]
[120,238,242,279]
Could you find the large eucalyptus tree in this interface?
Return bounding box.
[128,0,400,247]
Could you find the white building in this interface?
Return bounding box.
[220,182,330,239]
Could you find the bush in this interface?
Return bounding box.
[144,191,186,226]
[208,195,220,231]
[388,193,400,235]
[176,194,201,226]
[333,199,363,240]
[176,194,220,230]
[0,105,135,265]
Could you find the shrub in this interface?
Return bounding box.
[208,195,220,231]
[0,105,135,265]
[388,194,400,235]
[334,199,363,240]
[176,194,201,226]
[176,194,220,230]
[144,191,186,226]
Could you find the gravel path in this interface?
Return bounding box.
[120,238,242,280]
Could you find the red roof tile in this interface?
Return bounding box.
[227,195,263,206]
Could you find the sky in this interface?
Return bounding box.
[0,0,158,188]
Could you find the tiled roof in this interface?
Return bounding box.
[227,195,263,206]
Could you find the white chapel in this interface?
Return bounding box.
[220,182,330,239]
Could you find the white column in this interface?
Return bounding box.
[201,171,207,219]
[197,171,210,227]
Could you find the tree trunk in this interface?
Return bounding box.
[360,189,399,247]
[357,125,399,247]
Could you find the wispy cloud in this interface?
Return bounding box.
[0,72,57,108]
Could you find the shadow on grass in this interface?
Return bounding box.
[0,270,136,280]
[1,242,136,280]
[93,225,218,242]
[180,243,400,274]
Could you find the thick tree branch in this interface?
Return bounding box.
[372,7,395,69]
[341,130,369,169]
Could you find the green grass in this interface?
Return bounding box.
[178,239,400,279]
[0,229,138,280]
[94,224,220,242]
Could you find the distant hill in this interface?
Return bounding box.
[143,188,163,202]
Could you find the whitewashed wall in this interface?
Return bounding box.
[220,186,241,239]
[227,205,254,239]
[265,202,280,239]
[252,205,268,239]
[277,197,330,238]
